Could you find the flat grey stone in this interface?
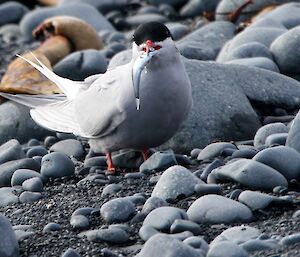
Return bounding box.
[11,169,42,187]
[151,165,204,202]
[0,158,40,187]
[22,177,43,192]
[207,241,249,257]
[253,146,300,180]
[211,159,288,191]
[137,234,203,257]
[19,191,43,203]
[280,232,300,246]
[197,142,237,161]
[70,215,89,230]
[194,184,222,196]
[50,139,84,159]
[0,214,19,257]
[139,150,177,174]
[20,3,115,41]
[142,196,169,214]
[83,227,129,244]
[100,198,136,223]
[0,139,25,165]
[241,238,279,252]
[0,187,18,207]
[238,190,292,210]
[170,219,201,235]
[43,222,61,233]
[143,206,188,232]
[101,183,123,197]
[187,194,253,224]
[41,152,75,178]
[254,123,288,147]
[177,21,235,60]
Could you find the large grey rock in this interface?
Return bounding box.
[0,214,19,257]
[109,52,300,152]
[211,159,288,191]
[187,195,253,224]
[253,146,300,181]
[0,102,54,145]
[177,21,236,60]
[137,234,203,257]
[0,158,40,187]
[20,3,115,41]
[151,165,204,202]
[0,139,25,165]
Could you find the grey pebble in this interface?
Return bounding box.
[139,150,177,174]
[43,222,61,233]
[152,165,204,202]
[194,184,222,196]
[141,196,168,214]
[240,238,279,252]
[286,109,300,153]
[200,159,223,182]
[254,123,288,147]
[72,207,98,217]
[187,195,253,224]
[44,136,59,148]
[19,191,43,203]
[0,187,19,207]
[82,227,129,244]
[170,219,201,235]
[101,184,122,197]
[207,241,249,257]
[139,225,160,241]
[180,0,221,18]
[61,248,81,257]
[70,215,89,230]
[84,156,107,168]
[0,1,28,26]
[11,169,42,187]
[0,214,19,257]
[22,177,43,192]
[100,198,136,223]
[50,139,84,159]
[26,146,48,158]
[280,232,300,246]
[41,152,75,179]
[183,236,209,253]
[0,139,25,165]
[264,133,288,146]
[143,206,188,231]
[231,148,257,159]
[197,142,237,161]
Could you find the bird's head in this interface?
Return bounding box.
[131,22,174,110]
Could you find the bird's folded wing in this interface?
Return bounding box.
[0,92,66,108]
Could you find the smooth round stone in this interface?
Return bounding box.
[177,21,236,61]
[140,150,177,174]
[11,168,42,187]
[101,183,123,197]
[49,139,84,160]
[190,148,201,159]
[0,1,28,26]
[0,24,22,43]
[100,198,136,223]
[238,190,292,210]
[254,123,288,147]
[44,136,59,148]
[83,227,129,244]
[27,139,40,147]
[19,191,43,203]
[137,234,202,257]
[166,22,190,40]
[207,241,249,257]
[43,222,61,233]
[22,177,43,192]
[180,0,221,18]
[225,57,280,73]
[264,133,288,146]
[41,152,75,179]
[231,148,257,159]
[170,219,201,235]
[124,172,145,179]
[187,194,253,224]
[271,26,300,74]
[200,159,223,182]
[194,184,222,196]
[197,142,237,161]
[70,215,90,230]
[139,225,160,241]
[219,42,273,62]
[253,146,300,180]
[151,165,204,202]
[26,146,48,158]
[0,188,19,207]
[280,232,300,246]
[286,110,300,153]
[0,139,25,165]
[54,50,107,81]
[141,196,168,214]
[0,214,19,257]
[20,3,115,41]
[61,248,81,257]
[124,195,146,205]
[183,236,209,253]
[72,207,98,217]
[125,13,168,27]
[143,206,188,231]
[84,156,107,168]
[240,238,279,252]
[211,159,288,191]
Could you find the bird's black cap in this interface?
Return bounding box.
[132,22,173,45]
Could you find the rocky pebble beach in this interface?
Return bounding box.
[0,0,300,256]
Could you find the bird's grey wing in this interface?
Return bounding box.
[0,92,66,108]
[74,65,129,138]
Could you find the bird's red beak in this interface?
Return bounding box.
[144,40,161,55]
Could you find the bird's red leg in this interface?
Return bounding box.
[106,153,116,171]
[142,149,149,161]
